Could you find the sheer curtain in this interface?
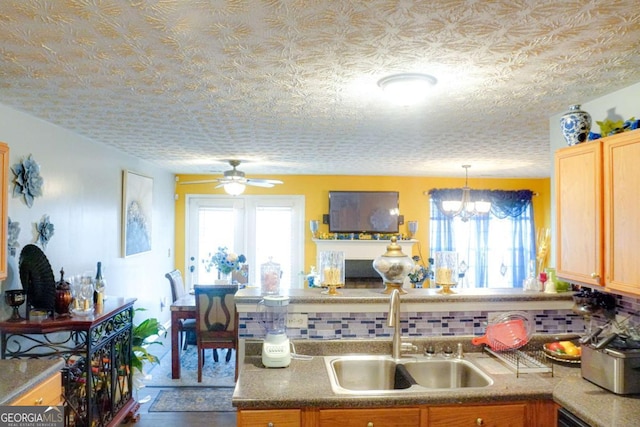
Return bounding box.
[429,190,536,288]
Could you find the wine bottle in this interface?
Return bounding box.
[94,261,106,307]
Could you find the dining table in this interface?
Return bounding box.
[170,292,195,379]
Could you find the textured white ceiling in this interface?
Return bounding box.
[1,0,639,178]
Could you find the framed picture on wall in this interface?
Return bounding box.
[122,170,153,257]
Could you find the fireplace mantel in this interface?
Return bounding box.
[312,238,418,260]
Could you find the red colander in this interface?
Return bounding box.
[471,312,532,351]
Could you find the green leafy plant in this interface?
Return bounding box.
[131,308,166,374]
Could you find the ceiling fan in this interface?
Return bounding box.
[179,160,283,195]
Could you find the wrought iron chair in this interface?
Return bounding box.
[165,269,196,350]
[194,284,239,382]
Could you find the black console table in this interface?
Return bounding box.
[0,297,139,427]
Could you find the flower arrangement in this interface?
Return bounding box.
[408,256,429,283]
[204,246,247,275]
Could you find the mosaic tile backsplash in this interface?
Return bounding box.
[239,293,639,340]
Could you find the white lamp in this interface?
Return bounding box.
[223,181,246,196]
[378,73,437,106]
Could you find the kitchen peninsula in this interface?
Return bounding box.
[235,287,578,342]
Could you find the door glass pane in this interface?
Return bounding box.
[255,207,292,288]
[198,207,235,284]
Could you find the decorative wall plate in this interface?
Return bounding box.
[19,244,55,316]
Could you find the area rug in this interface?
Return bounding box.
[148,387,235,412]
[142,344,236,387]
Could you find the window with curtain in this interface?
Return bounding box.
[428,189,536,288]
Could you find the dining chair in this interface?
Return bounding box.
[194,284,239,383]
[165,269,196,350]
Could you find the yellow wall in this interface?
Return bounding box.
[174,174,550,277]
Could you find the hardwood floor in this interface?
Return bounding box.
[120,333,237,426]
[121,386,237,427]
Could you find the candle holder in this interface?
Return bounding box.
[320,251,344,295]
[435,251,458,294]
[4,289,26,321]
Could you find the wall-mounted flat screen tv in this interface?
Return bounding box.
[329,191,400,233]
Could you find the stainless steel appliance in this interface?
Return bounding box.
[581,336,640,395]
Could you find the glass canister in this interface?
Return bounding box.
[434,251,458,294]
[319,251,345,286]
[260,257,281,295]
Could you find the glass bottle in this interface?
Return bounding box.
[523,259,538,292]
[94,261,106,307]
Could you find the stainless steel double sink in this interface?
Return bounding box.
[324,355,493,394]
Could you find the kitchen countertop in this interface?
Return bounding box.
[233,337,576,409]
[0,358,65,405]
[233,338,640,427]
[553,376,640,427]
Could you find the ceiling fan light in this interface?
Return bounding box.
[378,73,437,106]
[223,181,246,196]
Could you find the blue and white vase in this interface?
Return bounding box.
[560,104,592,146]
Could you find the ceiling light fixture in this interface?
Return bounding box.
[223,181,246,196]
[377,73,437,106]
[442,165,491,222]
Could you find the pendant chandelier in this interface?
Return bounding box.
[441,165,491,222]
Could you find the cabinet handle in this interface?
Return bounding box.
[590,273,599,279]
[367,422,374,427]
[476,418,484,426]
[34,397,43,405]
[267,423,274,427]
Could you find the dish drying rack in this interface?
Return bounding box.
[484,346,554,378]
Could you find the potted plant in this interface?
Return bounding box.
[131,308,166,374]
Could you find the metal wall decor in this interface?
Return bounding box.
[36,214,55,249]
[11,154,43,208]
[7,217,20,251]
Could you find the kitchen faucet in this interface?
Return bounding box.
[388,288,402,359]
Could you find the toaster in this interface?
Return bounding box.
[581,343,640,395]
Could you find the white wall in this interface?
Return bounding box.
[0,104,175,325]
[548,81,640,265]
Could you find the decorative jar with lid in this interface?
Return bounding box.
[372,236,414,294]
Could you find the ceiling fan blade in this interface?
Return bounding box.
[178,179,220,185]
[245,179,282,188]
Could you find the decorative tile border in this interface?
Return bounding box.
[239,293,638,340]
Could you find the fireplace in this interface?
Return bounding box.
[344,259,383,289]
[313,238,417,290]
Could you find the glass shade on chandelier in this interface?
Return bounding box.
[442,165,491,222]
[223,181,246,196]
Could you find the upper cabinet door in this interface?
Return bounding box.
[555,141,603,287]
[0,142,8,280]
[604,131,640,295]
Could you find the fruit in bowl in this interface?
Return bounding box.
[544,340,581,360]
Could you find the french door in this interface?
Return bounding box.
[186,195,305,289]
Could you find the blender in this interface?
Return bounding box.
[259,295,291,368]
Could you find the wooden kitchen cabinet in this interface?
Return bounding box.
[429,403,526,427]
[0,142,8,280]
[555,129,640,295]
[603,131,640,295]
[237,409,301,427]
[318,407,421,427]
[239,401,555,427]
[10,371,62,406]
[555,140,603,287]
